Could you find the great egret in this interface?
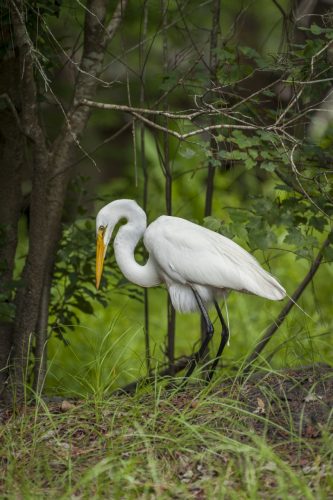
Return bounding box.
[95,199,286,379]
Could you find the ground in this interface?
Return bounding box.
[0,364,332,498]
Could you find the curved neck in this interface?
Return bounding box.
[113,209,161,288]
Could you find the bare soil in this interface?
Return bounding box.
[238,363,333,439]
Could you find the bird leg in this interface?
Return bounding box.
[183,289,214,379]
[206,300,229,381]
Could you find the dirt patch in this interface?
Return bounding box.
[166,363,333,444]
[238,363,333,438]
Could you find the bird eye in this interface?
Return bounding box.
[99,225,105,232]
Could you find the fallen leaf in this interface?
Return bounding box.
[180,469,194,483]
[302,465,315,475]
[304,393,322,403]
[60,400,75,412]
[57,442,70,449]
[263,461,277,472]
[253,397,266,415]
[41,429,57,441]
[303,425,321,438]
[55,441,71,458]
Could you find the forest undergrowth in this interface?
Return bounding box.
[1,363,332,499]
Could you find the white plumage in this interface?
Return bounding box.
[95,199,286,379]
[95,199,286,311]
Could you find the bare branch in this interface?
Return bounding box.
[106,0,128,40]
[282,77,333,85]
[80,98,274,141]
[80,98,208,120]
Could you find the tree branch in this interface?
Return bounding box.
[80,98,208,119]
[80,98,273,140]
[106,0,128,39]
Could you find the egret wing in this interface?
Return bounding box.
[144,216,285,300]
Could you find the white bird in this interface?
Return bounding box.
[96,199,286,379]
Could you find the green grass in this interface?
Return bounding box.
[1,370,332,499]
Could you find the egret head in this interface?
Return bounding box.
[95,205,115,289]
[95,199,146,289]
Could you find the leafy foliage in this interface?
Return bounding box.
[49,211,144,344]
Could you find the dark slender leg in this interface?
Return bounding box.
[206,300,229,381]
[184,289,214,379]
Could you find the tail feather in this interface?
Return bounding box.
[245,267,286,301]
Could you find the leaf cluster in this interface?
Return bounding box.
[49,192,144,344]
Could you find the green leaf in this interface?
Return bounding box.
[309,216,326,233]
[228,209,249,224]
[203,216,222,232]
[261,151,273,160]
[275,184,293,192]
[324,245,333,261]
[310,24,325,35]
[245,157,256,170]
[261,161,276,172]
[73,296,94,315]
[231,130,248,148]
[179,147,196,159]
[248,148,258,160]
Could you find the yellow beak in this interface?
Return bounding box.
[96,229,106,289]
